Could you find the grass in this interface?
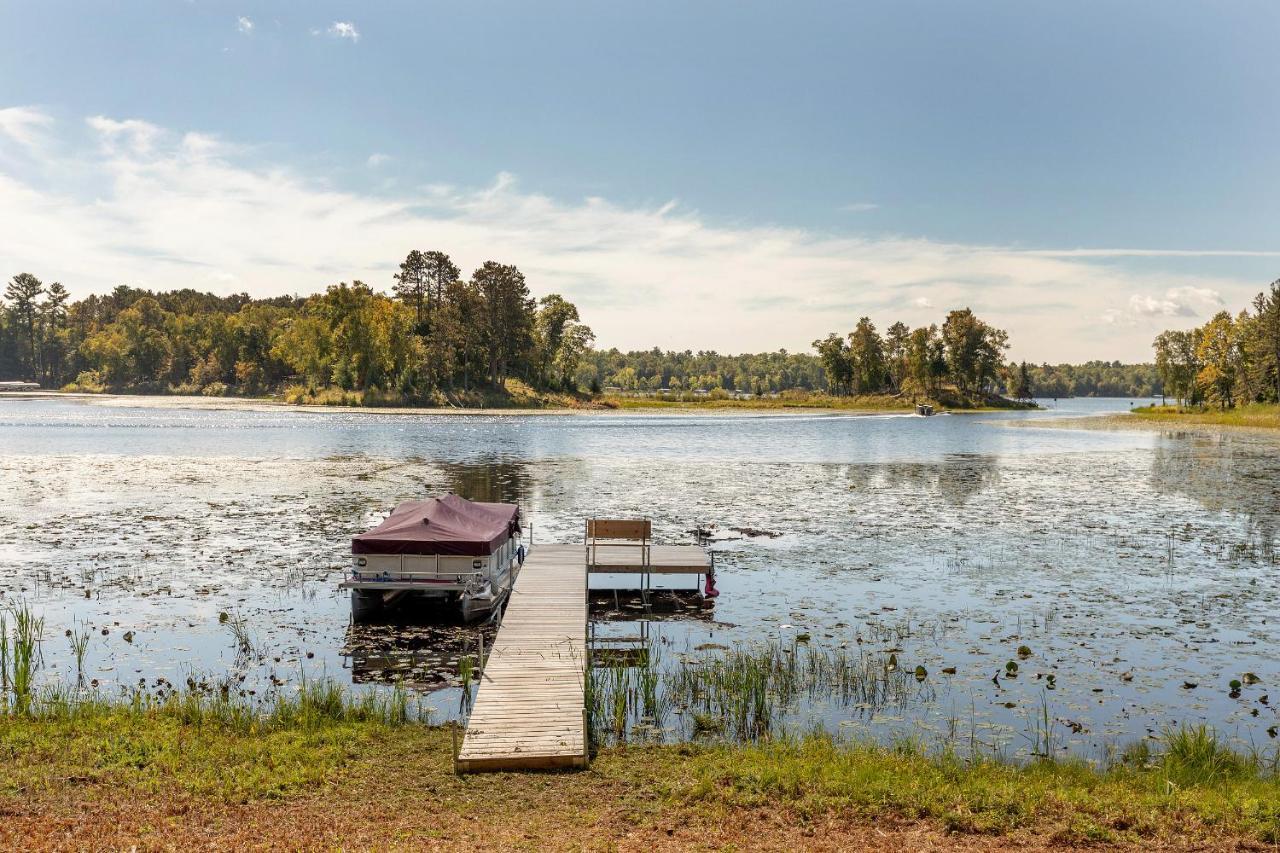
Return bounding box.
[670,729,1280,843]
[3,703,1279,847]
[587,639,917,745]
[1,604,45,716]
[1129,402,1280,430]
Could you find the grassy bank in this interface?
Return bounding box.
[3,690,1278,849]
[1129,403,1280,430]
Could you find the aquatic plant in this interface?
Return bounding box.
[3,603,45,716]
[1162,725,1246,786]
[224,612,255,658]
[67,625,91,683]
[588,638,919,746]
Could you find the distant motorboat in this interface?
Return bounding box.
[0,381,40,392]
[916,403,935,416]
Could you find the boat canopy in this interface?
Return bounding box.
[351,494,521,556]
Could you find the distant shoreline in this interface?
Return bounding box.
[0,389,947,417]
[1006,404,1280,436]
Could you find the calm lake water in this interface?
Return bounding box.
[2,395,1278,759]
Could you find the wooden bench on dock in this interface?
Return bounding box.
[584,518,713,578]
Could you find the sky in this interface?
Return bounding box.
[1,1,1277,362]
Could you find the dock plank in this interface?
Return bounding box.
[456,545,588,772]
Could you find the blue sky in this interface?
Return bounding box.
[1,1,1277,361]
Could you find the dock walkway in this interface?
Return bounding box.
[456,540,711,773]
[456,544,588,771]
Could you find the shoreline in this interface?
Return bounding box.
[0,389,1021,418]
[1005,409,1280,437]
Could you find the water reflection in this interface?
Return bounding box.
[436,459,534,505]
[845,454,1001,506]
[343,617,495,691]
[1150,434,1280,556]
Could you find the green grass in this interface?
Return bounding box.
[5,704,1278,844]
[1129,402,1280,429]
[656,728,1280,843]
[1,677,415,801]
[588,639,916,745]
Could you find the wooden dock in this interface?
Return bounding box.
[456,536,711,773]
[456,544,589,772]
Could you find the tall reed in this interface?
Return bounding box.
[4,604,44,715]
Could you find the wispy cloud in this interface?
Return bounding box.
[328,21,359,42]
[85,115,161,155]
[0,110,1268,361]
[0,106,54,151]
[366,152,390,168]
[839,201,878,213]
[236,16,254,35]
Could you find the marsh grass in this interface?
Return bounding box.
[588,638,919,745]
[1129,402,1280,430]
[225,611,255,659]
[67,624,91,683]
[1,604,45,715]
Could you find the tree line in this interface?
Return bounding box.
[9,261,1245,405]
[810,308,1019,402]
[585,348,827,395]
[1152,279,1280,409]
[0,251,594,401]
[1023,362,1162,399]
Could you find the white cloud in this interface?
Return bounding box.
[366,152,390,168]
[1101,286,1224,327]
[328,21,359,41]
[0,112,1267,362]
[86,115,161,155]
[840,202,878,213]
[237,16,254,34]
[0,106,54,151]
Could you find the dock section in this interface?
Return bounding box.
[457,533,711,773]
[456,544,588,771]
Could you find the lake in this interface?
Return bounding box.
[2,394,1277,760]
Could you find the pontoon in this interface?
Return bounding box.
[343,494,523,622]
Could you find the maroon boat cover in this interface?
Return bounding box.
[351,494,520,556]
